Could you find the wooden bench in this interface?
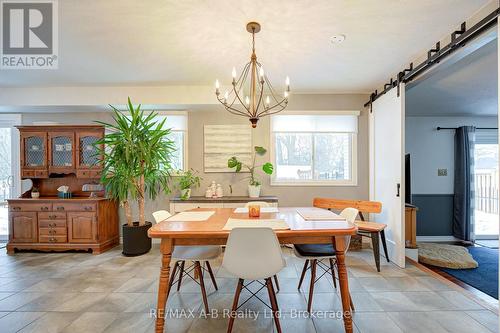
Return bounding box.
[313,198,390,272]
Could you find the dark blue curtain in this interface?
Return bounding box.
[453,126,476,242]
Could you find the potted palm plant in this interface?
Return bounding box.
[176,168,201,200]
[96,98,175,256]
[228,146,273,198]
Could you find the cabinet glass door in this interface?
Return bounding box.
[79,136,100,168]
[50,134,74,169]
[24,135,45,168]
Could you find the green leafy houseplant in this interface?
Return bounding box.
[228,146,273,197]
[96,98,176,227]
[176,169,202,200]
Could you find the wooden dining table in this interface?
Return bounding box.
[148,207,358,333]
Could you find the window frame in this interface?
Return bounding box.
[269,111,359,187]
[120,110,188,173]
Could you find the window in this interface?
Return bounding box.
[270,112,358,186]
[153,112,188,171]
[122,111,188,171]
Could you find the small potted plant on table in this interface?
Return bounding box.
[228,146,273,198]
[96,98,175,256]
[176,169,201,200]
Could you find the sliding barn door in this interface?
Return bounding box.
[369,87,406,268]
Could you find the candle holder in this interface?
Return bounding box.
[248,205,261,218]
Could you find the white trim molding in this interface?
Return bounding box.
[416,236,461,242]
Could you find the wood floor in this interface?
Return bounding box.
[0,245,497,333]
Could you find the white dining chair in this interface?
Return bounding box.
[223,228,285,333]
[294,207,358,312]
[152,210,221,313]
[244,201,270,208]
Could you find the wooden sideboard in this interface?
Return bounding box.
[169,196,278,213]
[7,125,119,255]
[7,197,118,254]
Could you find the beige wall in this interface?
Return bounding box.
[20,93,369,222]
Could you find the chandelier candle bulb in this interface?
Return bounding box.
[266,96,270,105]
[245,96,250,105]
[259,67,264,78]
[215,79,220,91]
[286,76,290,89]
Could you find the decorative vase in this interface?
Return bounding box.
[180,188,191,200]
[248,184,261,198]
[31,192,39,199]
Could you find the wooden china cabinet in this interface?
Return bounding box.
[7,125,119,255]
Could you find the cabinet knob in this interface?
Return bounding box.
[13,206,20,211]
[49,230,55,235]
[49,215,56,219]
[49,237,56,242]
[42,207,49,211]
[56,207,64,211]
[84,206,91,211]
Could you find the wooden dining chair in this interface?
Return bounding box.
[313,198,389,272]
[294,208,358,312]
[152,210,221,313]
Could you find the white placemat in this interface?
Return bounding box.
[223,218,289,230]
[233,207,279,213]
[296,207,344,220]
[166,211,215,222]
[290,220,348,230]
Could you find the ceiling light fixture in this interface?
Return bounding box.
[215,22,290,128]
[330,34,346,44]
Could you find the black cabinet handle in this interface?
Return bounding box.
[56,207,64,211]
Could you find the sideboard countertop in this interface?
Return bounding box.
[170,196,278,203]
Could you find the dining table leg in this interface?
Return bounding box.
[334,236,353,333]
[155,238,173,333]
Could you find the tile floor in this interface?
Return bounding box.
[0,245,497,333]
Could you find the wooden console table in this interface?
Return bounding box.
[169,196,278,213]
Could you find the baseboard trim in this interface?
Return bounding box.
[416,236,460,242]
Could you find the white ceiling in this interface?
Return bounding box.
[406,36,498,117]
[0,0,492,92]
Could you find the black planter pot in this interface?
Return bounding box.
[122,221,152,256]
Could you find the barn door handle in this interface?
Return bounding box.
[396,183,401,197]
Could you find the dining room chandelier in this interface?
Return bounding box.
[215,22,290,128]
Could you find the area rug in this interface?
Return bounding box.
[442,247,498,299]
[418,242,478,269]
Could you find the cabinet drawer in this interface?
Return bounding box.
[39,227,67,236]
[35,170,48,178]
[38,219,67,228]
[77,170,101,179]
[53,202,96,212]
[38,212,66,220]
[39,235,67,243]
[21,170,35,178]
[10,203,52,212]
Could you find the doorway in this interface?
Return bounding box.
[474,139,499,240]
[0,115,21,241]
